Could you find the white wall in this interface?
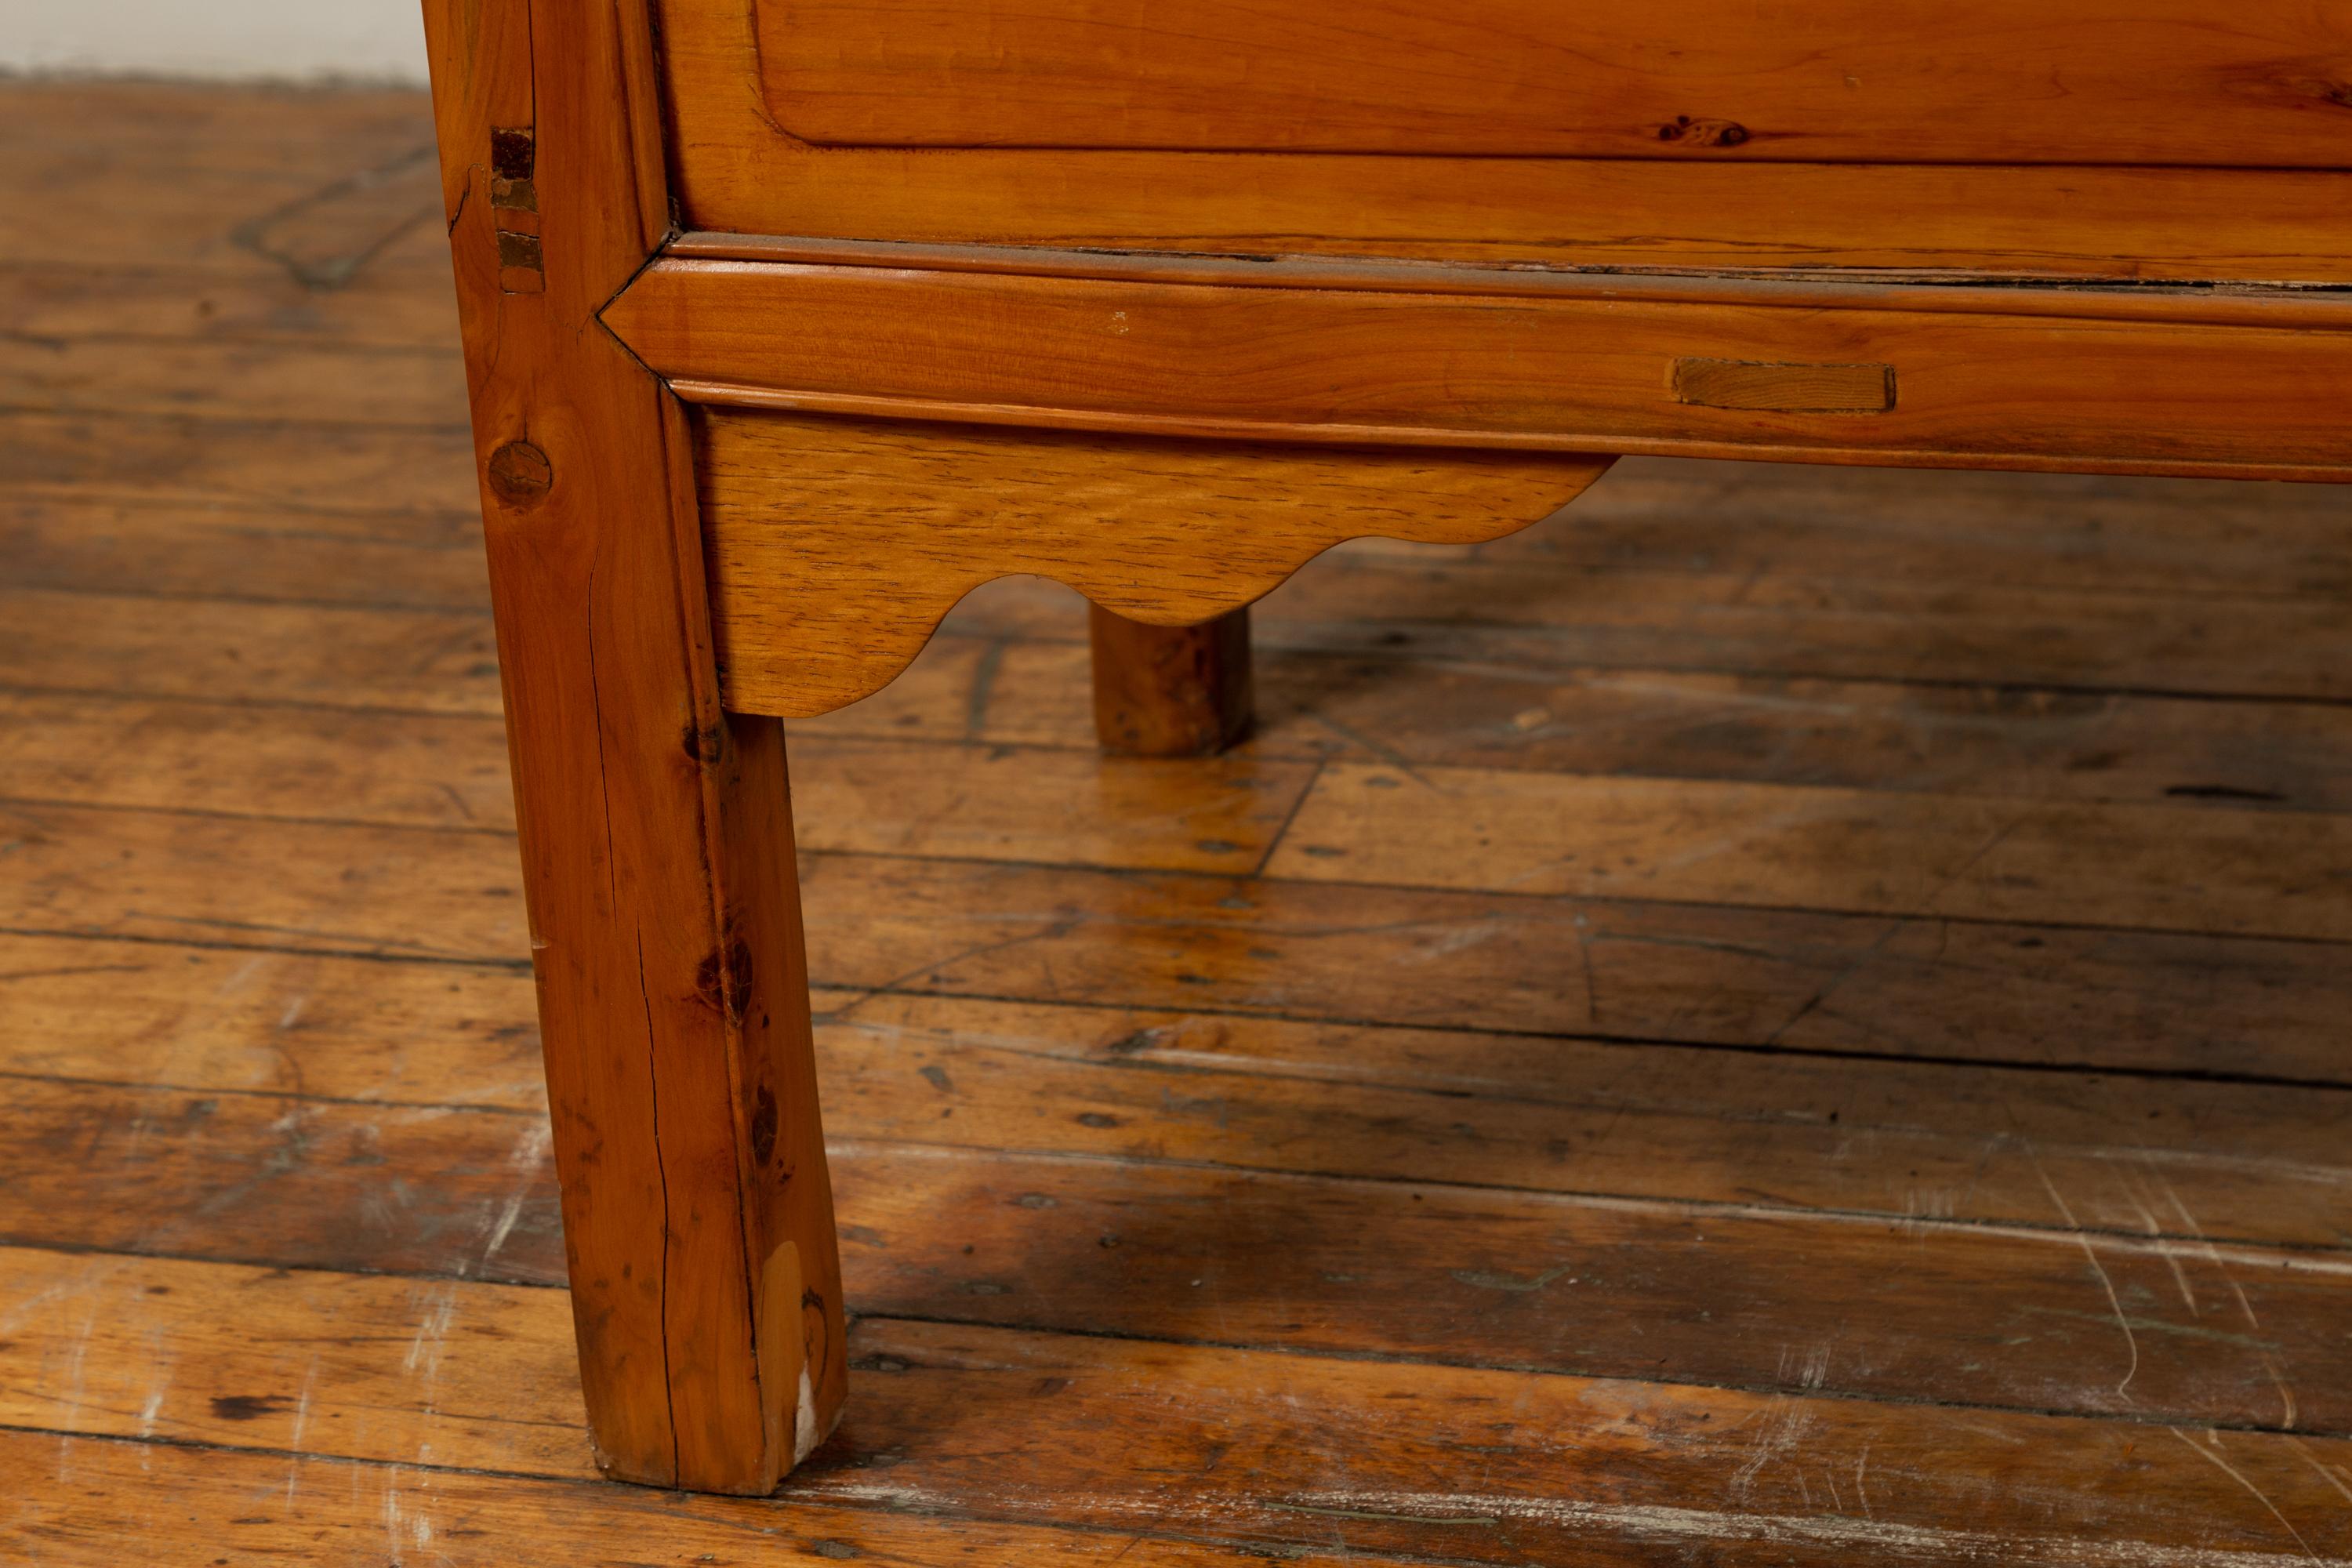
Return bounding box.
[6,0,429,85]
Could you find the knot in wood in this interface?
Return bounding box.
[486,440,553,507]
[1657,115,1750,147]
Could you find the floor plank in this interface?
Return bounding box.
[6,934,2345,1247]
[0,413,477,514]
[0,710,1315,873]
[1250,561,2352,702]
[864,635,2352,811]
[0,590,501,715]
[0,934,543,1108]
[1439,459,2352,599]
[10,1065,2347,1431]
[0,82,445,271]
[20,567,2352,815]
[2,495,493,611]
[2,1248,2345,1566]
[11,799,2352,1081]
[2,252,459,347]
[1268,761,2352,939]
[1,336,467,428]
[10,1435,1345,1568]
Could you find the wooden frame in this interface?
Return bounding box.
[423,0,2352,1493]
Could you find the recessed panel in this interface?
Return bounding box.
[753,0,2352,165]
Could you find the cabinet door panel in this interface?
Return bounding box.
[754,0,2352,166]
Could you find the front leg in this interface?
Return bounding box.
[422,0,843,1492]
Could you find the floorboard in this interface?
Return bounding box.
[1,78,2347,1565]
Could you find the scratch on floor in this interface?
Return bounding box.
[2013,1305,2277,1352]
[2262,1354,2299,1433]
[2150,1168,2263,1333]
[1450,1263,1576,1294]
[2283,1436,2352,1508]
[820,922,1079,1022]
[2166,1428,2322,1566]
[402,1283,458,1468]
[0,1259,117,1337]
[2031,1153,2137,1400]
[53,1294,97,1482]
[1305,710,1436,792]
[405,1289,457,1379]
[1727,1396,1813,1501]
[285,1353,321,1501]
[1416,918,1511,960]
[136,1384,165,1440]
[1773,1337,1843,1395]
[478,1118,553,1269]
[2111,1163,2201,1315]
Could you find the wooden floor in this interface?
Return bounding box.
[5,80,2352,1566]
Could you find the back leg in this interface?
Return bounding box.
[1088,603,1254,757]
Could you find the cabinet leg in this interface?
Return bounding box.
[1089,603,1254,757]
[481,421,847,1491]
[422,0,844,1486]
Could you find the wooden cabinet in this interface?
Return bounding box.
[419,0,2352,1493]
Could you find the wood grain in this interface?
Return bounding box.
[0,592,500,715]
[0,336,467,427]
[0,690,1318,869]
[1265,762,2352,941]
[653,0,2352,285]
[5,935,2345,1250]
[1089,604,1254,757]
[5,1434,1367,1568]
[647,233,2352,332]
[753,0,2352,167]
[869,634,2352,811]
[9,798,2352,1083]
[1245,546,2352,702]
[5,935,2347,1434]
[18,691,2344,941]
[612,258,2352,481]
[695,410,1605,717]
[419,0,843,1488]
[0,82,444,273]
[835,1317,2352,1566]
[0,412,477,515]
[5,1077,2349,1429]
[1,498,492,610]
[1674,358,1895,415]
[2,1250,2347,1566]
[0,254,458,347]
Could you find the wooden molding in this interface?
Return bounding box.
[660,234,2352,331]
[694,411,1610,718]
[607,254,2352,482]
